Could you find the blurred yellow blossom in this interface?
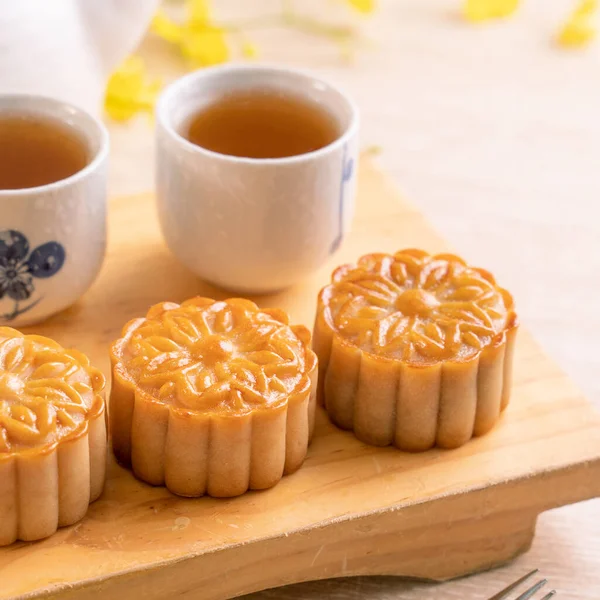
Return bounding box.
[557,0,597,48]
[104,56,162,121]
[188,0,211,23]
[180,26,229,66]
[151,0,229,67]
[346,0,376,14]
[463,0,519,22]
[241,40,259,59]
[150,11,182,44]
[106,0,375,121]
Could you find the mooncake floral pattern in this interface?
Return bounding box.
[0,330,104,453]
[116,298,314,414]
[321,249,514,364]
[0,230,66,322]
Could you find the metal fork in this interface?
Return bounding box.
[487,569,557,600]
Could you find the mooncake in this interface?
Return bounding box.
[110,297,318,498]
[0,328,106,545]
[313,249,518,450]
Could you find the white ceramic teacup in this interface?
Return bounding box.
[156,64,359,294]
[0,95,108,327]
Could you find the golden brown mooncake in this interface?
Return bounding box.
[0,328,106,546]
[110,297,318,498]
[313,249,518,450]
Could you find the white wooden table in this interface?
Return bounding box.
[108,1,600,597]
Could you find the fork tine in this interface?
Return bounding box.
[486,570,539,600]
[514,579,548,600]
[540,593,557,600]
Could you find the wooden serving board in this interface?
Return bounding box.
[2,159,600,600]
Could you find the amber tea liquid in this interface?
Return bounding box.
[183,90,341,159]
[0,115,89,190]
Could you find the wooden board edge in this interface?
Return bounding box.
[10,454,599,600]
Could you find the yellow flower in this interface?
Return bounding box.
[241,41,259,59]
[104,56,162,122]
[557,0,597,48]
[181,26,230,66]
[151,0,230,67]
[151,10,183,44]
[188,0,211,25]
[345,0,376,14]
[463,0,520,22]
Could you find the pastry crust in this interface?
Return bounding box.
[110,297,318,498]
[0,327,106,546]
[313,249,518,450]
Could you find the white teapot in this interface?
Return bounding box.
[0,0,159,115]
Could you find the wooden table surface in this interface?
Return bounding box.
[107,1,600,597]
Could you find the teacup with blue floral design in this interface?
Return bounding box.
[0,95,109,326]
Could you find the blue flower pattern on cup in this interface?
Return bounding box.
[330,143,354,255]
[0,230,66,322]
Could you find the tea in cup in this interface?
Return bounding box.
[156,65,359,294]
